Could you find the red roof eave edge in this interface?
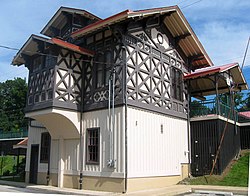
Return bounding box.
[184,63,238,80]
[184,67,221,80]
[51,38,95,56]
[71,9,132,38]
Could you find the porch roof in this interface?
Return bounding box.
[238,111,250,119]
[13,137,28,149]
[12,35,94,66]
[71,6,213,69]
[184,63,248,96]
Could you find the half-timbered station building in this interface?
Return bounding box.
[12,6,247,193]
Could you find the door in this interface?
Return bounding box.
[29,145,39,184]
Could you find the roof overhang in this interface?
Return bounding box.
[41,6,101,37]
[13,137,28,149]
[12,35,95,66]
[12,35,49,66]
[71,5,213,68]
[184,63,248,96]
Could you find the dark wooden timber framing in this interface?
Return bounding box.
[25,13,191,119]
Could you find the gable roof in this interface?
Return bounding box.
[71,6,213,69]
[12,35,94,66]
[41,6,101,37]
[184,62,248,96]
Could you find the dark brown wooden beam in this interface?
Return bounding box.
[175,33,191,44]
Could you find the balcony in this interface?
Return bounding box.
[190,98,238,121]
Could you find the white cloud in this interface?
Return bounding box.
[0,61,28,82]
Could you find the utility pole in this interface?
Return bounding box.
[241,36,250,70]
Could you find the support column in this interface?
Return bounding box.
[215,74,220,115]
[58,137,64,188]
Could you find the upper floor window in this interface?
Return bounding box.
[95,51,112,88]
[171,67,183,101]
[32,56,43,72]
[45,54,57,67]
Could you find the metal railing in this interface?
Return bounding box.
[190,98,238,121]
[0,128,28,140]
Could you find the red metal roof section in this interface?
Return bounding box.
[184,63,238,80]
[239,111,250,119]
[16,137,28,146]
[51,38,95,56]
[72,9,131,38]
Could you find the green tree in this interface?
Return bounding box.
[0,78,27,132]
[240,92,250,111]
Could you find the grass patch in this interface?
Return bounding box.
[0,155,25,176]
[186,151,249,187]
[218,152,249,186]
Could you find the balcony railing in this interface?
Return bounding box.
[0,128,28,140]
[190,98,238,121]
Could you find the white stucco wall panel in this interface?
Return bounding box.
[127,107,188,178]
[25,124,47,172]
[83,107,125,176]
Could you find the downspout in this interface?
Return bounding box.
[79,57,86,189]
[122,45,128,193]
[187,80,191,177]
[107,65,115,168]
[46,135,51,185]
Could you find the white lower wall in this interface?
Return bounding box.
[25,122,48,173]
[82,106,125,177]
[27,106,126,179]
[127,106,189,178]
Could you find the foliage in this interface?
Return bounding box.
[0,155,25,176]
[218,92,245,110]
[0,78,28,132]
[240,92,250,111]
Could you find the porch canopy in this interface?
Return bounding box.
[12,34,94,66]
[184,63,248,97]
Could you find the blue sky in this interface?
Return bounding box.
[0,0,250,85]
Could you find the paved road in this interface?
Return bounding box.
[0,184,73,195]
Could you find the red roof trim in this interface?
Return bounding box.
[72,9,131,38]
[239,111,250,119]
[184,63,238,80]
[16,138,28,146]
[51,38,95,56]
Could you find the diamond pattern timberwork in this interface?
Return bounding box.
[55,49,83,107]
[124,28,188,115]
